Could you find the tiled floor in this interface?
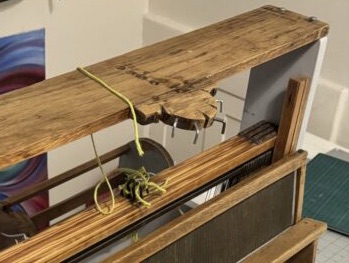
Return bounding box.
[303,135,349,263]
[317,231,349,263]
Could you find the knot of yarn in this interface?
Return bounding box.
[119,167,168,207]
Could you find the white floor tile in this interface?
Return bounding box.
[317,230,349,263]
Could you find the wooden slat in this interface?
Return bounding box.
[0,6,328,169]
[0,144,129,210]
[272,78,310,162]
[289,78,312,152]
[31,170,123,227]
[242,218,327,263]
[294,164,307,223]
[287,241,318,263]
[104,150,307,263]
[0,132,276,262]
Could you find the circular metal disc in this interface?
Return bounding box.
[119,138,174,174]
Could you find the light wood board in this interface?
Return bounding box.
[0,6,328,169]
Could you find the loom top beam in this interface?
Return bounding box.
[0,5,328,169]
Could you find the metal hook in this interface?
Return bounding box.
[216,99,223,113]
[171,118,178,138]
[193,122,200,144]
[213,117,226,134]
[1,232,29,245]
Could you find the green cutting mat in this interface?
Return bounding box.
[303,153,349,236]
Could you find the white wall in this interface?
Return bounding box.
[0,0,148,206]
[1,0,148,77]
[145,0,349,149]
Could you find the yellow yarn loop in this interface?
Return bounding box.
[77,66,144,215]
[91,134,115,215]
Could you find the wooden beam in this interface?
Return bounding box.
[287,241,318,263]
[0,6,328,169]
[272,78,311,162]
[242,218,326,263]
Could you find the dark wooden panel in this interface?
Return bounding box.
[144,175,294,263]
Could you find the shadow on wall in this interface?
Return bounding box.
[0,0,22,11]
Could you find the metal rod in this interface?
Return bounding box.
[171,118,179,138]
[193,122,200,144]
[216,100,223,113]
[213,117,226,134]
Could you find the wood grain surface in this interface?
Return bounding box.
[142,175,295,263]
[272,78,310,162]
[104,150,307,263]
[0,6,328,169]
[243,218,326,263]
[0,131,276,262]
[294,164,307,223]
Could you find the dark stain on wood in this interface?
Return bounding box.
[169,49,184,55]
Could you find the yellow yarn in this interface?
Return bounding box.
[78,67,167,216]
[119,167,168,207]
[90,134,115,215]
[131,231,139,243]
[77,66,144,215]
[77,67,144,157]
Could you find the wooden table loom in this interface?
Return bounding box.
[0,6,329,263]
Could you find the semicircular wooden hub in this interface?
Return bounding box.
[135,84,218,130]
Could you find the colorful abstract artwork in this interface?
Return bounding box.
[0,29,48,217]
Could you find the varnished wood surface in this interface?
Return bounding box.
[30,170,123,227]
[0,6,328,169]
[243,218,326,263]
[272,78,310,162]
[294,164,307,223]
[104,150,307,263]
[0,133,276,262]
[287,241,318,263]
